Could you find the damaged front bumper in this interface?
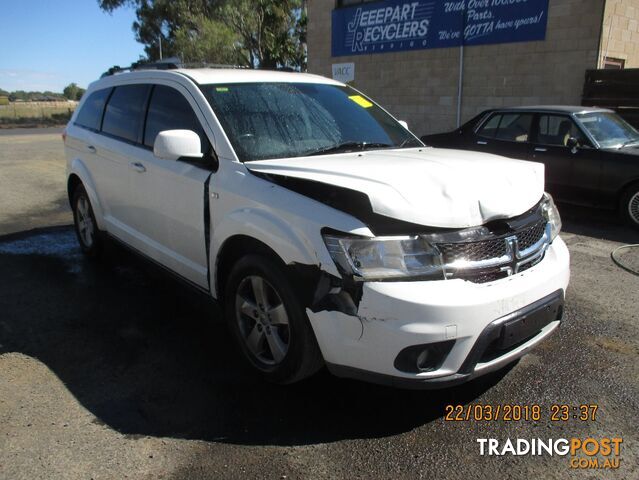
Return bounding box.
[306,236,570,389]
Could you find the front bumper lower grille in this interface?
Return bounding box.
[435,220,551,284]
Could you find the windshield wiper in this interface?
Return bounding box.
[307,141,392,156]
[620,139,639,148]
[398,136,423,148]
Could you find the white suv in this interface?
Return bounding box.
[64,66,570,388]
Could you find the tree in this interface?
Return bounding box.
[220,0,305,69]
[99,0,225,60]
[63,83,86,100]
[76,86,87,100]
[173,15,244,65]
[97,0,307,69]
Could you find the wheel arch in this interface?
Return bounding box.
[619,178,639,199]
[213,232,329,305]
[67,160,106,230]
[67,174,82,206]
[619,178,639,225]
[215,235,283,300]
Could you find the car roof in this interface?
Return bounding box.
[490,105,614,114]
[97,67,342,87]
[176,68,342,85]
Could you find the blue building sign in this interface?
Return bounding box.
[332,0,550,57]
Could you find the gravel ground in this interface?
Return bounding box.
[0,129,638,479]
[0,127,71,235]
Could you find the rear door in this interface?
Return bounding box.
[529,113,602,204]
[126,83,214,288]
[97,84,152,240]
[66,87,114,215]
[472,111,535,161]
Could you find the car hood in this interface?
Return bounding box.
[602,145,639,156]
[245,147,545,228]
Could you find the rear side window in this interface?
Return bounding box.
[75,88,112,131]
[477,114,501,138]
[144,85,208,150]
[102,84,151,143]
[478,113,533,142]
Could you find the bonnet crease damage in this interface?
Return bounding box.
[250,171,544,239]
[250,171,441,235]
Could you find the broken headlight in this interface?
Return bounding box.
[541,193,562,241]
[322,234,444,281]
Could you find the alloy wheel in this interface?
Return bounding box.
[629,192,639,226]
[75,195,95,248]
[234,275,290,366]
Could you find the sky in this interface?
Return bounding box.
[0,0,146,92]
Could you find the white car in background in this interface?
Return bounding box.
[64,66,569,388]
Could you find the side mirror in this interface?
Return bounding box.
[154,130,203,161]
[566,136,579,153]
[398,120,409,130]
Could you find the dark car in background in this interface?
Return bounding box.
[421,106,639,228]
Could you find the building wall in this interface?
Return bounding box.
[308,0,604,136]
[600,0,639,68]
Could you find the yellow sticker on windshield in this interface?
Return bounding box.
[216,87,229,92]
[348,95,373,108]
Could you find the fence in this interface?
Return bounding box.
[582,69,639,129]
[0,101,77,125]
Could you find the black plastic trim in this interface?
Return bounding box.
[393,340,456,374]
[326,362,473,390]
[204,172,214,291]
[458,289,564,374]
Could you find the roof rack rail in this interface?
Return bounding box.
[179,62,249,69]
[265,66,298,72]
[101,60,180,78]
[101,60,250,77]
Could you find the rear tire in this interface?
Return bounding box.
[621,183,639,229]
[224,254,323,384]
[72,184,103,256]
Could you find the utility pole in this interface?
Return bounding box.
[159,33,163,60]
[456,5,466,128]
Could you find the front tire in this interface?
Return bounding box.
[224,254,323,384]
[72,184,102,256]
[621,183,639,229]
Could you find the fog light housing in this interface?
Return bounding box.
[394,340,456,373]
[416,350,430,371]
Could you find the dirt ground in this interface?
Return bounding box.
[0,129,638,479]
[0,127,71,235]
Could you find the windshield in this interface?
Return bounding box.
[575,111,639,149]
[202,82,422,161]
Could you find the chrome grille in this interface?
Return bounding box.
[518,221,547,251]
[436,220,549,284]
[438,237,508,264]
[453,269,509,284]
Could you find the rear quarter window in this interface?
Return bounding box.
[75,88,112,131]
[477,114,501,138]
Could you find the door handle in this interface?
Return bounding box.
[534,147,547,152]
[476,140,488,145]
[129,162,146,173]
[86,145,97,153]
